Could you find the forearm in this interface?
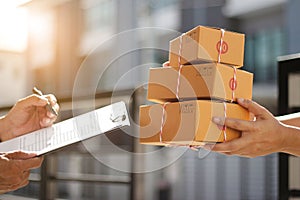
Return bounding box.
[280,123,300,156]
[0,116,12,142]
[276,112,300,127]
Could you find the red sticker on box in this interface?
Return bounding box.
[216,41,228,54]
[217,124,226,131]
[229,78,237,90]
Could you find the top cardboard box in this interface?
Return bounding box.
[169,26,245,67]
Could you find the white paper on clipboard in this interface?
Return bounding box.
[0,101,130,156]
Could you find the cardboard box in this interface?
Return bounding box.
[147,63,253,103]
[169,26,245,67]
[139,100,251,145]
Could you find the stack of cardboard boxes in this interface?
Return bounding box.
[139,26,254,147]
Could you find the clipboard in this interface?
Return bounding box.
[0,101,130,155]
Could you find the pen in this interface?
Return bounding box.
[32,87,58,116]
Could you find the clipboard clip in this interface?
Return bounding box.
[110,113,126,123]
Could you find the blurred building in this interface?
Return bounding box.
[0,0,300,199]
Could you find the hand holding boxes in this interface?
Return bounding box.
[140,25,253,147]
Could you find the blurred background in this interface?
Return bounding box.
[0,0,300,199]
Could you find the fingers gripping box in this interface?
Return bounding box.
[169,26,245,67]
[139,100,251,146]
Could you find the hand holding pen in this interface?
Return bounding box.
[0,89,60,193]
[0,87,59,141]
[32,87,58,116]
